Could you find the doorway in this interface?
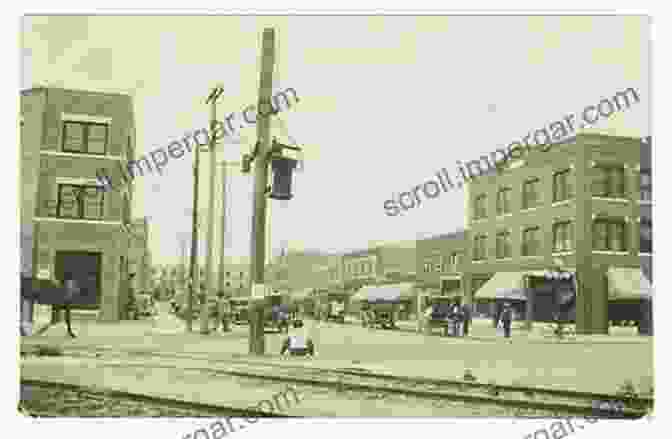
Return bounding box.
[54,251,102,310]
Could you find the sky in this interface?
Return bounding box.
[20,15,650,266]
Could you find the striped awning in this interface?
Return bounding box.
[607,267,653,301]
[473,272,528,301]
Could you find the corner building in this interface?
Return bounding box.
[21,87,136,322]
[464,134,652,335]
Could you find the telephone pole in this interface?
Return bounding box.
[248,28,276,355]
[217,161,241,295]
[201,85,223,334]
[187,117,202,333]
[218,162,228,295]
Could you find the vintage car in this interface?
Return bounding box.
[361,301,398,329]
[314,290,349,323]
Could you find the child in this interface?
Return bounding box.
[280,320,315,357]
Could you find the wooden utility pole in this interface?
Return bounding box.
[187,114,202,333]
[201,86,222,334]
[248,28,276,355]
[217,161,241,295]
[218,163,228,295]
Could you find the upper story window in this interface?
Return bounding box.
[553,169,574,203]
[240,272,244,279]
[522,226,541,256]
[640,218,652,254]
[473,235,487,261]
[593,218,627,252]
[553,221,574,252]
[62,121,109,155]
[57,184,105,220]
[226,271,231,277]
[474,194,487,219]
[423,260,432,273]
[496,188,512,215]
[522,178,541,209]
[496,230,512,259]
[592,165,625,198]
[640,169,652,202]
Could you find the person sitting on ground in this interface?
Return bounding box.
[280,320,315,357]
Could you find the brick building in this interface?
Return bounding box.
[415,230,467,296]
[464,133,653,334]
[21,87,136,322]
[341,240,417,292]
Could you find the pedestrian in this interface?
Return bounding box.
[461,300,472,336]
[280,320,315,357]
[56,272,78,338]
[216,291,231,332]
[452,298,465,337]
[500,302,513,342]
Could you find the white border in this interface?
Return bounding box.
[7,6,666,439]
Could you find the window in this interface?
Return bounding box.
[62,121,108,154]
[522,178,541,209]
[57,184,104,220]
[423,260,432,273]
[553,221,574,252]
[496,188,512,215]
[640,218,652,253]
[553,169,574,202]
[593,218,627,252]
[226,281,231,287]
[496,231,512,259]
[474,194,487,219]
[225,271,231,277]
[592,165,625,198]
[473,235,487,261]
[522,226,541,256]
[240,272,244,279]
[640,169,652,202]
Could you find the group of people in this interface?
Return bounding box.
[425,297,472,337]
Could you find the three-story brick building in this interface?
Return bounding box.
[21,87,136,322]
[464,133,652,334]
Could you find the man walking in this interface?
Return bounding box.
[216,292,231,332]
[461,300,472,337]
[500,302,513,342]
[56,272,79,338]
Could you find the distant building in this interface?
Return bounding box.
[464,133,652,334]
[341,240,416,292]
[415,230,467,296]
[21,87,136,322]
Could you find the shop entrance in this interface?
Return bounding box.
[54,251,102,309]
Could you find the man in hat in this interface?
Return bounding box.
[500,302,513,341]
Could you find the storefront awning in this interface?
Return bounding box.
[473,271,528,301]
[353,282,416,302]
[607,267,653,301]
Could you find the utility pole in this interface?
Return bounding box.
[217,162,228,296]
[217,161,241,295]
[187,118,202,333]
[202,86,223,334]
[248,28,276,355]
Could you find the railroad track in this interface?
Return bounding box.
[22,343,653,418]
[19,379,296,418]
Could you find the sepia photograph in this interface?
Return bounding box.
[17,13,654,427]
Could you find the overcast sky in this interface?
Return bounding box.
[21,15,650,266]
